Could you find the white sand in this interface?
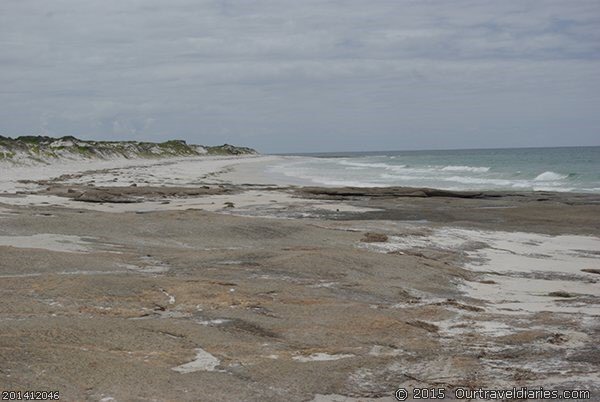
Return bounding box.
[367,345,403,357]
[0,154,276,194]
[362,225,600,315]
[172,348,220,373]
[196,318,230,326]
[0,233,96,253]
[293,353,355,362]
[1,154,382,217]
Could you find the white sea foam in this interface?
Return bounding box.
[339,160,409,171]
[338,160,393,169]
[307,178,382,187]
[442,176,514,186]
[441,165,490,173]
[534,171,568,181]
[532,186,574,192]
[272,160,578,191]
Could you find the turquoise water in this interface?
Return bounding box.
[271,147,600,193]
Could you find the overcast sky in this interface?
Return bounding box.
[1,1,599,153]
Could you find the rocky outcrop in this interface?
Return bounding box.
[296,186,483,199]
[44,185,233,203]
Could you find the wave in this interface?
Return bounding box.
[339,160,389,169]
[443,176,514,186]
[267,156,598,193]
[295,176,382,187]
[532,186,574,192]
[339,160,407,170]
[440,165,490,173]
[534,171,568,181]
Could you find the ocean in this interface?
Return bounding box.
[270,146,600,193]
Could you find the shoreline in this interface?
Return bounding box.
[1,155,599,400]
[4,152,599,195]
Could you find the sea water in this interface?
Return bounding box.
[269,146,600,193]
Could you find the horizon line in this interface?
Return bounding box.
[273,144,600,155]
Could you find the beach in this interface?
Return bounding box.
[1,155,599,401]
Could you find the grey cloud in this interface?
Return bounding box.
[1,0,599,152]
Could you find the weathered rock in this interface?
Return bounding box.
[297,186,483,199]
[548,291,575,298]
[361,232,389,242]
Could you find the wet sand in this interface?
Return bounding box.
[0,156,598,401]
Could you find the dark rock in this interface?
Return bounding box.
[298,186,483,199]
[361,232,388,243]
[548,291,575,298]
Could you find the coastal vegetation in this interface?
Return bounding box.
[0,135,257,165]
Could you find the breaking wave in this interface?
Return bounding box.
[534,171,568,181]
[268,148,600,193]
[441,165,490,173]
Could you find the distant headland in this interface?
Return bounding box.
[0,135,257,165]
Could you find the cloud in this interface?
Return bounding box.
[0,0,599,151]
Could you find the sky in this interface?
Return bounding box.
[1,0,599,153]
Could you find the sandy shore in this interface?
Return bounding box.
[0,156,598,401]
